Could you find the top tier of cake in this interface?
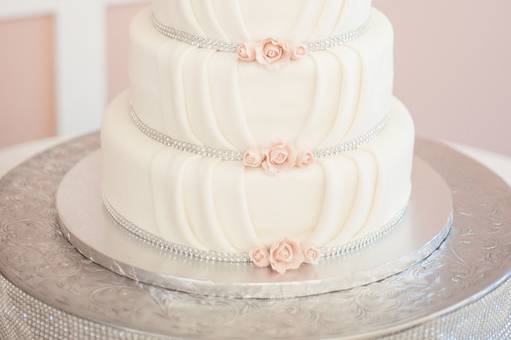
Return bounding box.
[152,0,372,42]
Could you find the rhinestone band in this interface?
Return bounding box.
[130,106,388,162]
[104,199,409,264]
[152,13,369,53]
[306,21,370,53]
[312,117,388,159]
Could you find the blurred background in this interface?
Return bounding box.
[0,0,509,154]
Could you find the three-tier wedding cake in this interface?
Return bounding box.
[101,0,415,274]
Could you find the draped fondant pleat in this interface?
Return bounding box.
[292,0,323,42]
[183,158,238,252]
[314,0,346,39]
[337,47,365,143]
[156,43,171,137]
[328,150,377,245]
[190,0,228,40]
[209,56,256,149]
[310,158,357,245]
[184,50,234,149]
[213,163,259,251]
[150,150,167,239]
[296,52,342,151]
[319,48,361,148]
[151,151,206,249]
[165,46,201,144]
[334,0,349,32]
[174,0,203,35]
[212,0,250,41]
[353,149,380,239]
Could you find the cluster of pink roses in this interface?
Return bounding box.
[237,38,307,66]
[250,239,321,274]
[243,141,314,175]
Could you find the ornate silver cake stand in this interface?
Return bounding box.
[56,152,452,299]
[0,134,510,339]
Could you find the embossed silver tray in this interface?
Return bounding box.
[0,134,510,339]
[56,152,452,299]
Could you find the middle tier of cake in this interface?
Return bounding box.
[130,8,394,152]
[102,92,414,254]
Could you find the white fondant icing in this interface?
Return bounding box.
[102,92,414,253]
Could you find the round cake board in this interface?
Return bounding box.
[56,151,452,299]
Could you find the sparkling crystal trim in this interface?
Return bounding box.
[130,105,388,162]
[104,199,409,264]
[152,13,369,53]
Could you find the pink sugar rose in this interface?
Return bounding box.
[262,141,297,176]
[255,38,291,66]
[269,239,305,274]
[243,149,264,168]
[237,42,256,62]
[297,150,315,168]
[249,246,271,268]
[291,43,308,60]
[302,244,321,265]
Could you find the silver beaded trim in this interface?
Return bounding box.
[152,13,370,53]
[104,200,251,263]
[130,106,388,162]
[104,199,409,264]
[312,117,388,159]
[321,206,408,259]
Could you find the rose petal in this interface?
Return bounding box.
[243,150,263,168]
[268,239,305,274]
[249,246,270,268]
[262,141,297,174]
[297,151,315,167]
[302,244,321,265]
[270,261,288,274]
[255,38,292,66]
[237,42,256,62]
[286,239,305,269]
[291,43,308,60]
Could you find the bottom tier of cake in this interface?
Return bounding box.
[102,91,415,253]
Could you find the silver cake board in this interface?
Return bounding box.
[56,151,452,299]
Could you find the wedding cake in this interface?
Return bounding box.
[101,0,415,274]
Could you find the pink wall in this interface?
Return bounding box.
[373,0,511,155]
[0,1,510,155]
[107,3,146,100]
[0,16,56,148]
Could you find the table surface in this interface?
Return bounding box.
[1,136,510,186]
